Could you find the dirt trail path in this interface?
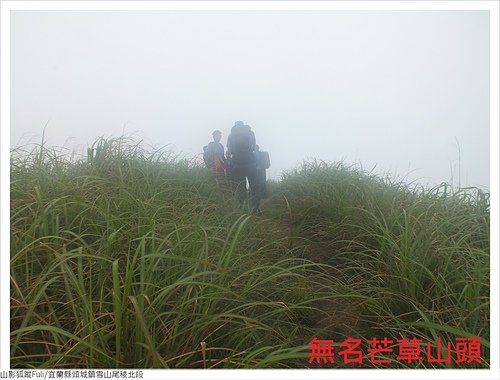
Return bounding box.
[252,198,363,341]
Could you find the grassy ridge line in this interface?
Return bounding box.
[10,138,490,368]
[10,138,340,368]
[263,160,489,366]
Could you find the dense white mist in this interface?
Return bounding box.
[10,10,490,188]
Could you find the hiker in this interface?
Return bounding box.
[226,121,261,212]
[254,145,271,199]
[202,145,210,168]
[203,130,228,176]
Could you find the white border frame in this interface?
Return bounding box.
[1,2,498,380]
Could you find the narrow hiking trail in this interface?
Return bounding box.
[253,196,364,342]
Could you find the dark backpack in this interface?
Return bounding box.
[229,125,256,166]
[230,125,254,154]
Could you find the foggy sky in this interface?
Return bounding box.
[10,9,490,188]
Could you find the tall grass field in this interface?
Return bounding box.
[10,137,490,368]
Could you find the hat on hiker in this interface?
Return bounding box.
[234,121,244,127]
[212,130,222,136]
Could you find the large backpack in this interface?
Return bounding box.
[229,125,255,166]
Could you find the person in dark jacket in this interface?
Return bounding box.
[226,121,260,212]
[204,130,227,176]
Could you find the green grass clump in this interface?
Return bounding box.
[10,138,339,368]
[10,139,490,369]
[265,160,489,367]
